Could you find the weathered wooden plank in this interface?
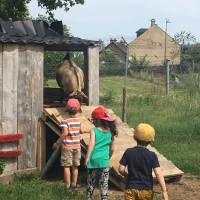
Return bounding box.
[2,44,19,172]
[0,45,2,133]
[36,120,46,171]
[44,106,95,133]
[87,47,99,105]
[17,45,33,169]
[17,45,44,169]
[83,50,89,100]
[31,46,44,168]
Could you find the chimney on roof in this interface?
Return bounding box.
[150,19,156,27]
[110,38,117,43]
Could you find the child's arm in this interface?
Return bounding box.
[118,164,128,179]
[153,167,169,200]
[118,164,126,176]
[118,150,128,177]
[52,127,68,149]
[84,129,95,166]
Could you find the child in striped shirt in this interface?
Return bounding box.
[53,98,82,189]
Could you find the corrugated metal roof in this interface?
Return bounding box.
[0,19,98,48]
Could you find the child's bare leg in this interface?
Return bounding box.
[64,166,71,188]
[72,166,78,187]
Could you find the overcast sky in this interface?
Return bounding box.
[29,0,200,42]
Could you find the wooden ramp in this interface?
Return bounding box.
[42,106,183,190]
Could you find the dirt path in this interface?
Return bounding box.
[155,175,200,200]
[107,175,200,200]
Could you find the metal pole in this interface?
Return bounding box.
[121,37,129,122]
[125,43,129,89]
[166,59,170,95]
[164,19,171,96]
[164,19,168,65]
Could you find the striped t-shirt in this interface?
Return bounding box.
[61,117,81,149]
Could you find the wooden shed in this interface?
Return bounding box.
[0,19,99,176]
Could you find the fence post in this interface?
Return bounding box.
[166,59,170,96]
[122,87,127,122]
[121,37,129,122]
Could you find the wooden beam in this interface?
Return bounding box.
[31,45,44,168]
[17,45,44,169]
[0,150,21,158]
[0,133,23,143]
[87,46,100,105]
[17,45,32,170]
[45,45,88,52]
[83,50,89,100]
[0,45,2,134]
[2,44,19,172]
[36,120,46,171]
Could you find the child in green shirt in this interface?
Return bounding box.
[84,106,117,200]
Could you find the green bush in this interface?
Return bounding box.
[100,64,125,76]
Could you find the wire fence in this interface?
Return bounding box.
[99,60,200,96]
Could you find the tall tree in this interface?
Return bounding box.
[174,31,196,54]
[0,0,31,21]
[0,0,84,21]
[38,0,84,19]
[174,31,196,70]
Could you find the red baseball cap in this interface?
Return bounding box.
[66,98,81,110]
[91,106,114,122]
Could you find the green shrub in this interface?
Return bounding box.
[100,64,125,76]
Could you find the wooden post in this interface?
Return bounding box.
[0,45,2,134]
[17,45,32,169]
[17,45,44,169]
[122,87,127,122]
[31,46,44,168]
[166,59,170,96]
[122,38,129,122]
[2,44,19,172]
[36,120,46,171]
[87,46,99,105]
[83,50,89,101]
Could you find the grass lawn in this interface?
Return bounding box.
[0,173,86,200]
[100,76,200,176]
[46,76,200,176]
[0,173,161,200]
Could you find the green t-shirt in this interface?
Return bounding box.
[87,127,112,168]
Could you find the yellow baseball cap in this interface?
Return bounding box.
[134,123,155,142]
